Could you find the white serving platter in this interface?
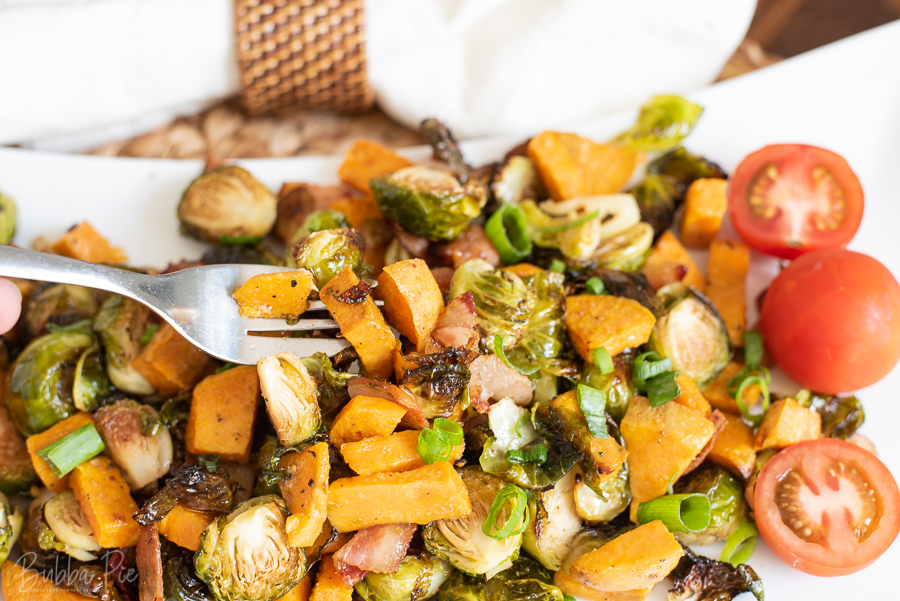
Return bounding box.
[2,19,900,601]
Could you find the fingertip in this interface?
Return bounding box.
[0,278,22,335]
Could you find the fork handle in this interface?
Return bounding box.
[0,245,150,300]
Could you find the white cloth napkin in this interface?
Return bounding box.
[0,0,755,151]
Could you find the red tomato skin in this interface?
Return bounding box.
[755,439,900,577]
[728,144,864,259]
[760,249,900,393]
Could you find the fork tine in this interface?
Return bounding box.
[240,317,340,332]
[303,300,383,311]
[234,335,351,364]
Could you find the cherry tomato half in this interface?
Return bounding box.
[728,144,863,259]
[755,438,900,576]
[760,248,900,394]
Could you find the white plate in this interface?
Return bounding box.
[3,20,900,601]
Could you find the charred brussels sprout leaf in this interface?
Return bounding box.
[355,552,453,601]
[668,546,764,601]
[165,553,214,601]
[402,362,471,419]
[0,190,16,244]
[372,166,483,242]
[650,147,727,188]
[796,391,865,440]
[23,283,100,341]
[449,259,535,350]
[72,341,110,412]
[134,463,237,525]
[178,166,277,243]
[93,295,156,395]
[492,156,546,205]
[294,228,366,289]
[674,465,745,545]
[194,496,306,601]
[506,271,567,369]
[485,556,565,601]
[423,118,470,184]
[613,95,703,152]
[299,352,353,423]
[0,491,24,566]
[4,331,96,436]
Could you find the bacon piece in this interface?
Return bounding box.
[275,182,360,242]
[468,355,533,413]
[136,525,163,601]
[425,292,480,353]
[333,523,417,586]
[391,222,432,259]
[434,225,500,269]
[347,377,429,429]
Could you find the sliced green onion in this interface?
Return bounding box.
[482,485,529,539]
[549,259,566,274]
[37,424,105,479]
[593,347,614,375]
[514,414,530,437]
[636,493,711,533]
[139,323,159,345]
[417,428,453,465]
[485,204,534,265]
[506,444,548,465]
[46,319,93,334]
[735,373,771,427]
[647,371,681,407]
[632,352,672,390]
[726,365,769,397]
[494,335,542,376]
[433,418,463,447]
[197,454,221,473]
[215,362,238,374]
[541,209,600,234]
[721,517,759,567]
[564,596,577,601]
[577,384,609,439]
[743,331,764,368]
[219,235,263,246]
[585,277,606,296]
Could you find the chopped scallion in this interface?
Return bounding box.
[219,235,263,246]
[592,347,614,375]
[721,517,759,567]
[198,454,221,473]
[139,323,159,345]
[46,318,93,334]
[647,371,681,407]
[632,352,672,390]
[417,428,453,465]
[743,331,764,368]
[636,493,711,533]
[585,277,606,296]
[734,373,771,427]
[485,203,534,265]
[577,384,609,439]
[549,259,566,274]
[541,209,600,234]
[37,424,105,479]
[514,414,530,437]
[433,418,463,447]
[482,485,529,540]
[506,444,548,465]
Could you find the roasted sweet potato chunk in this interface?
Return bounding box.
[50,221,127,264]
[566,295,656,359]
[376,259,444,350]
[71,456,142,548]
[337,139,412,194]
[640,230,705,291]
[340,430,464,476]
[706,239,750,347]
[680,178,728,248]
[232,269,314,319]
[156,504,217,552]
[186,365,261,463]
[133,323,216,396]
[755,398,822,451]
[282,442,330,548]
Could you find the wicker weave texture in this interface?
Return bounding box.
[235,0,374,115]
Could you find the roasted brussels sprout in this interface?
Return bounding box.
[423,469,524,578]
[613,95,703,152]
[649,288,730,387]
[23,283,100,340]
[573,461,631,524]
[522,469,581,571]
[43,489,102,561]
[283,209,350,265]
[593,222,653,272]
[0,405,38,495]
[579,354,635,424]
[674,465,745,545]
[294,228,366,289]
[0,191,15,244]
[355,552,453,601]
[371,166,483,242]
[401,359,471,419]
[506,271,566,367]
[449,259,535,350]
[93,295,156,395]
[4,331,99,436]
[178,166,277,243]
[0,491,23,566]
[668,546,764,601]
[165,550,215,601]
[423,118,470,183]
[195,495,306,601]
[72,339,111,412]
[298,351,353,423]
[436,556,565,601]
[796,391,865,439]
[492,156,546,205]
[135,463,237,526]
[257,352,321,446]
[93,400,174,489]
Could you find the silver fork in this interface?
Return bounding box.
[0,245,352,364]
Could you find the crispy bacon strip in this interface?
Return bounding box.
[135,525,163,601]
[425,292,480,353]
[333,523,417,587]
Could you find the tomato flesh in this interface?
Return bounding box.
[728,144,863,259]
[755,439,900,576]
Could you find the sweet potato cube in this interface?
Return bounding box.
[338,139,413,194]
[569,521,684,592]
[231,269,314,319]
[281,442,330,548]
[321,267,398,379]
[329,396,407,446]
[706,240,750,347]
[554,570,652,601]
[328,194,383,230]
[310,555,353,601]
[186,365,261,462]
[376,259,445,351]
[133,323,216,396]
[566,295,656,359]
[277,575,313,601]
[527,131,639,200]
[703,361,762,414]
[640,230,706,292]
[680,179,728,248]
[2,561,93,601]
[621,396,715,520]
[26,411,94,492]
[755,398,822,451]
[673,374,712,416]
[340,430,464,476]
[71,456,141,548]
[50,221,127,264]
[708,412,757,480]
[327,462,471,532]
[156,504,217,552]
[502,263,545,278]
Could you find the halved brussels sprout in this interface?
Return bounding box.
[43,490,102,561]
[573,462,631,524]
[4,331,96,436]
[0,491,23,566]
[449,259,535,350]
[0,190,16,244]
[592,222,653,272]
[506,271,566,369]
[541,195,641,240]
[93,295,156,395]
[522,468,581,571]
[613,95,703,152]
[23,283,100,340]
[649,288,730,387]
[492,156,546,205]
[579,354,635,424]
[668,546,764,601]
[355,552,453,601]
[195,495,307,601]
[257,352,321,446]
[93,400,174,489]
[520,200,600,261]
[437,555,566,601]
[401,361,471,420]
[423,469,523,578]
[673,464,745,545]
[284,210,350,266]
[294,228,366,289]
[178,166,277,243]
[371,166,483,242]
